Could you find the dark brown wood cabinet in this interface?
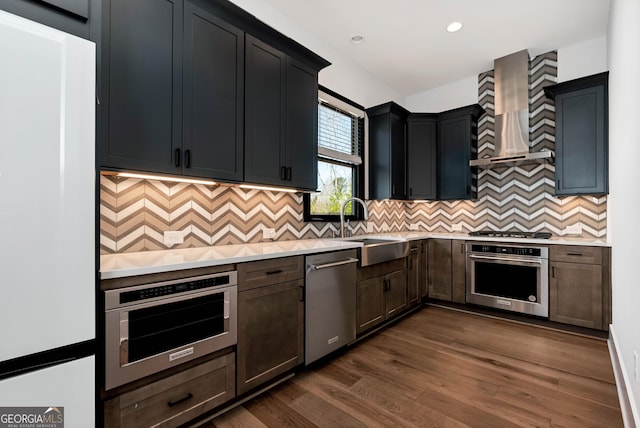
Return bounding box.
[104,353,235,428]
[427,239,465,303]
[407,240,426,306]
[356,258,407,335]
[549,245,610,330]
[236,257,304,395]
[544,73,608,196]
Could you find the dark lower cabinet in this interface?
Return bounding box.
[427,239,465,303]
[407,241,426,306]
[438,105,483,200]
[237,257,304,395]
[549,245,610,330]
[406,115,438,200]
[356,259,408,335]
[545,73,608,195]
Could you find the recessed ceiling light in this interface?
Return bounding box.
[446,22,463,33]
[350,34,365,45]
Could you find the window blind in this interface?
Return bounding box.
[318,102,362,165]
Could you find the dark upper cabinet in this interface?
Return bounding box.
[0,0,90,39]
[406,114,438,200]
[437,104,484,200]
[367,102,410,200]
[244,35,286,187]
[183,2,244,181]
[245,36,319,191]
[100,0,329,187]
[101,0,183,175]
[286,58,319,191]
[102,0,245,180]
[545,72,608,196]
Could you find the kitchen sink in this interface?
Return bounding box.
[339,237,409,266]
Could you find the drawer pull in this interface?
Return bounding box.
[265,269,283,275]
[168,393,193,407]
[566,252,583,257]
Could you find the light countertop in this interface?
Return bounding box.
[100,233,610,279]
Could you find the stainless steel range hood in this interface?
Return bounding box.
[470,50,553,167]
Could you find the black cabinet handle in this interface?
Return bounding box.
[557,179,561,189]
[168,393,193,407]
[461,243,465,253]
[174,148,181,167]
[409,187,413,196]
[552,266,555,278]
[566,252,583,257]
[286,167,292,181]
[392,185,396,195]
[265,269,283,275]
[408,259,413,269]
[466,185,471,195]
[184,150,191,168]
[280,166,287,180]
[299,286,304,302]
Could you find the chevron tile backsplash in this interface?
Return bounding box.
[100,50,606,255]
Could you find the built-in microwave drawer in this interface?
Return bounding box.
[549,245,602,265]
[238,256,303,291]
[104,352,235,428]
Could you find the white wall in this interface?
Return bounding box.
[557,36,608,82]
[608,0,640,423]
[226,0,403,108]
[404,75,478,112]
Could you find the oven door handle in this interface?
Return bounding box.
[468,254,542,264]
[224,291,230,320]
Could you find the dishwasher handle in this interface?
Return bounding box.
[307,258,359,273]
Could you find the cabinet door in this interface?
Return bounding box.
[407,117,438,200]
[182,2,244,181]
[407,244,421,306]
[550,262,603,329]
[438,114,472,200]
[237,280,303,395]
[356,276,385,334]
[244,35,286,187]
[427,239,452,301]
[385,269,408,318]
[102,0,183,174]
[451,241,466,303]
[286,58,318,190]
[555,85,607,195]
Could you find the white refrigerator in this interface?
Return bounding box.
[0,9,95,427]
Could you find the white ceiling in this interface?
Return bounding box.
[264,0,610,96]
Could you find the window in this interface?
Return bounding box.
[304,86,365,222]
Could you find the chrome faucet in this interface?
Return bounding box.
[340,197,369,238]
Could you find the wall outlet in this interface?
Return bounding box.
[565,224,583,235]
[262,228,276,240]
[408,224,418,231]
[163,231,184,246]
[452,223,463,232]
[634,351,639,382]
[366,223,375,233]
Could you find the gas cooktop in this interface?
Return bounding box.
[468,230,552,239]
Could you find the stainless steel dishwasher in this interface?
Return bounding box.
[305,249,358,365]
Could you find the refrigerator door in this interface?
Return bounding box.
[0,10,95,360]
[0,356,95,427]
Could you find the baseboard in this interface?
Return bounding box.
[609,325,639,428]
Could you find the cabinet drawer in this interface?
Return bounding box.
[549,245,602,265]
[107,353,235,428]
[238,256,303,291]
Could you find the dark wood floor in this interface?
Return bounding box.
[206,306,623,427]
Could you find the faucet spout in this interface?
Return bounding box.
[339,197,369,238]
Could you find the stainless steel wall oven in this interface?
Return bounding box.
[466,243,549,317]
[104,271,237,390]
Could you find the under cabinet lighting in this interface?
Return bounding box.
[102,171,218,186]
[239,184,298,193]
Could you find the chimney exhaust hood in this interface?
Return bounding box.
[470,50,553,167]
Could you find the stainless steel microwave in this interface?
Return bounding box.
[104,271,237,390]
